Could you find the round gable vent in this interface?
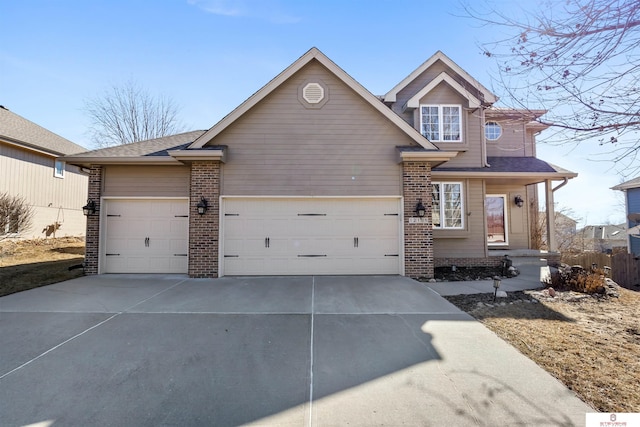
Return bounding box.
[302,82,324,104]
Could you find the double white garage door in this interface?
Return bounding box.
[102,198,401,275]
[222,198,401,275]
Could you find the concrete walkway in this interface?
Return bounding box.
[0,274,590,426]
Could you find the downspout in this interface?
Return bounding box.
[481,107,490,167]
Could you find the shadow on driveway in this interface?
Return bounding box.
[0,275,590,426]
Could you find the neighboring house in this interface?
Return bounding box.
[0,106,87,239]
[62,48,576,278]
[578,224,627,254]
[538,211,578,252]
[612,177,640,256]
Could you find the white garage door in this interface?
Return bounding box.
[102,199,189,274]
[222,198,401,275]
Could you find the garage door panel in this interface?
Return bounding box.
[222,198,401,275]
[103,199,189,274]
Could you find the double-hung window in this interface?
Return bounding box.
[420,105,462,142]
[54,160,65,178]
[432,182,463,229]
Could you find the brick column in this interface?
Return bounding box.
[189,161,220,278]
[403,161,434,279]
[84,165,102,275]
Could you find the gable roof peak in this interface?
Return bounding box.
[383,50,497,105]
[189,47,440,151]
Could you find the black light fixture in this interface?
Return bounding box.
[415,199,426,217]
[514,195,524,208]
[196,196,209,215]
[82,199,96,216]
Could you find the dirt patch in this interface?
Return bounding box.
[445,287,640,413]
[0,237,85,297]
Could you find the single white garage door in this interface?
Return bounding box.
[222,198,401,275]
[102,199,189,273]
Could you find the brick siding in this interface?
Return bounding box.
[84,165,102,275]
[402,161,434,279]
[188,161,220,278]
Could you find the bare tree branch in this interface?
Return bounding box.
[462,0,640,176]
[84,80,185,148]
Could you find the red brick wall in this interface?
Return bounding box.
[188,161,220,278]
[403,161,434,279]
[84,165,102,275]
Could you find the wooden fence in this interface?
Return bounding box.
[561,252,612,269]
[611,253,640,289]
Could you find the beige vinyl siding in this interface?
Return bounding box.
[486,122,537,157]
[0,142,88,238]
[102,165,190,197]
[414,82,483,168]
[433,179,486,258]
[217,60,413,196]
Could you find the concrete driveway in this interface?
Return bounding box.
[0,275,590,426]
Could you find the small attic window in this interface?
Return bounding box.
[303,82,324,104]
[54,160,65,178]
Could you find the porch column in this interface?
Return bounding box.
[545,179,558,252]
[402,161,434,279]
[189,161,220,278]
[84,165,102,275]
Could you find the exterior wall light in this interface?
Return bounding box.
[82,199,96,216]
[514,195,524,208]
[196,196,209,215]
[415,199,426,217]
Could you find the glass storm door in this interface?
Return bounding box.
[486,195,508,246]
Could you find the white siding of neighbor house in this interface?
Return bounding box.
[0,142,87,238]
[213,60,416,197]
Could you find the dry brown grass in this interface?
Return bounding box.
[0,237,85,297]
[446,289,640,413]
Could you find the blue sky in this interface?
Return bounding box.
[1,0,627,225]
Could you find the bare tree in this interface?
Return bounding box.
[463,0,640,174]
[85,80,185,148]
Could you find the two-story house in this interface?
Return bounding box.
[612,177,640,256]
[63,48,576,278]
[1,106,87,239]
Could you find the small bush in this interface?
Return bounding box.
[544,264,607,294]
[0,192,33,237]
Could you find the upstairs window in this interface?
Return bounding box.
[432,182,463,229]
[485,121,502,141]
[54,160,65,178]
[420,105,462,142]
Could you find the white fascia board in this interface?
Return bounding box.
[403,72,482,111]
[399,150,459,163]
[63,156,183,167]
[168,149,226,163]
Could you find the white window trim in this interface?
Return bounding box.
[486,194,509,246]
[485,121,503,141]
[432,181,464,230]
[420,104,463,142]
[54,160,65,178]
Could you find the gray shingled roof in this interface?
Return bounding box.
[0,105,86,155]
[64,130,208,158]
[612,176,640,190]
[435,156,569,174]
